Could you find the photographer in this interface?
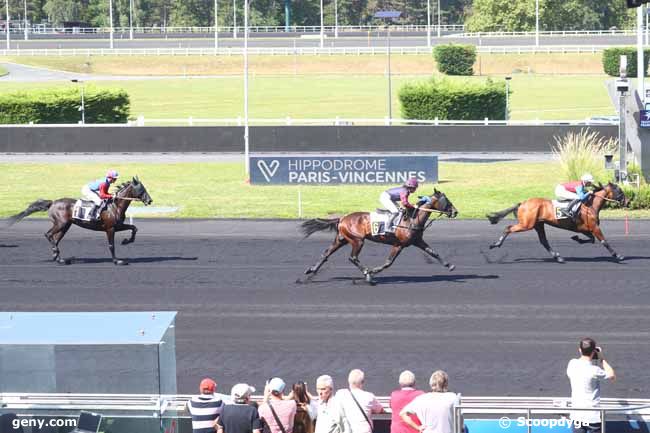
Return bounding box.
[567,338,616,433]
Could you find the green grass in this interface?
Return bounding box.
[0,74,615,121]
[1,161,645,219]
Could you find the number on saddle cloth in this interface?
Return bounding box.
[73,199,101,222]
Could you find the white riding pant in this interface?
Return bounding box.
[555,185,578,201]
[81,185,103,206]
[380,192,399,213]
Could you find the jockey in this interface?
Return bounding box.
[554,173,594,220]
[380,177,419,230]
[82,170,119,216]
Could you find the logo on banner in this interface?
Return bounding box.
[257,160,280,182]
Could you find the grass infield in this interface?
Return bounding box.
[0,162,644,219]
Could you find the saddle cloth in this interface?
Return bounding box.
[73,199,97,222]
[552,200,570,220]
[369,210,402,235]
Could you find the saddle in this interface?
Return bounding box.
[552,200,571,220]
[370,210,403,235]
[73,200,100,222]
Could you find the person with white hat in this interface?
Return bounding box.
[217,384,261,433]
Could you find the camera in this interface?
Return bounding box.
[616,78,629,93]
[593,346,602,360]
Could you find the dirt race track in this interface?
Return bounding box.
[1,219,649,398]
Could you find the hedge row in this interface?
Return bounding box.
[433,44,476,76]
[0,87,130,124]
[602,47,650,77]
[398,78,507,120]
[621,184,650,209]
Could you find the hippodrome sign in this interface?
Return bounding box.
[250,154,438,185]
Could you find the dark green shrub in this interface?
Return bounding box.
[621,184,650,209]
[602,47,650,77]
[433,44,476,76]
[0,87,130,124]
[399,77,507,120]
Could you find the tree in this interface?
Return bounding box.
[43,0,79,25]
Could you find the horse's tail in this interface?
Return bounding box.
[4,199,53,227]
[300,218,340,238]
[486,203,520,225]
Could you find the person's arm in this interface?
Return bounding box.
[400,191,415,209]
[602,358,616,381]
[98,182,112,199]
[575,186,590,201]
[399,408,422,432]
[370,397,385,414]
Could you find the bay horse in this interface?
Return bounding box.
[5,177,152,265]
[300,189,458,284]
[486,182,627,263]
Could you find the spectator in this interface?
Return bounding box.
[334,369,384,433]
[567,338,616,433]
[259,377,298,433]
[290,382,317,433]
[314,375,341,433]
[217,384,261,433]
[187,378,224,433]
[399,370,460,433]
[390,371,424,433]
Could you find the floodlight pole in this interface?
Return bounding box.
[387,25,392,123]
[214,0,218,49]
[638,5,644,106]
[535,0,539,47]
[334,0,338,38]
[244,0,250,175]
[319,0,323,48]
[72,79,85,125]
[505,76,511,121]
[437,0,440,38]
[233,0,237,39]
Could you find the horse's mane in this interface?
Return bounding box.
[115,181,132,193]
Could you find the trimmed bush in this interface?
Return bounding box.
[398,78,506,120]
[602,47,650,77]
[551,129,617,182]
[433,44,476,76]
[0,87,130,124]
[621,184,650,209]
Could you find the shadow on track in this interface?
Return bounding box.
[510,255,650,264]
[298,273,499,285]
[0,244,18,248]
[47,256,199,265]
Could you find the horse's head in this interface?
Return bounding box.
[118,176,153,206]
[604,182,627,207]
[420,188,458,218]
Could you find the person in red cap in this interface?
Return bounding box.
[81,169,119,219]
[187,378,224,433]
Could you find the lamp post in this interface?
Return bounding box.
[334,0,338,38]
[108,0,114,48]
[71,79,85,124]
[5,0,10,50]
[233,0,237,38]
[23,0,27,40]
[374,11,401,125]
[244,0,250,175]
[129,0,134,40]
[505,76,512,121]
[319,0,323,48]
[437,0,440,38]
[214,0,218,49]
[426,0,431,48]
[535,0,539,47]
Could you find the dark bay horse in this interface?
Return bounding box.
[300,189,458,284]
[6,177,152,265]
[486,182,627,263]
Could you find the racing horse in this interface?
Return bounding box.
[5,177,152,265]
[486,182,627,263]
[300,189,458,284]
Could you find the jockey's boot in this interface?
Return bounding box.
[567,199,581,221]
[387,212,400,232]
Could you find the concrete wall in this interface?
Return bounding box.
[0,125,617,153]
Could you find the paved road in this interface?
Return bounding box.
[1,34,639,50]
[0,219,648,398]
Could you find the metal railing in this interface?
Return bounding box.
[0,44,628,57]
[455,29,638,38]
[2,24,466,36]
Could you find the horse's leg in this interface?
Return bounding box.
[571,233,595,244]
[534,223,564,263]
[116,223,138,245]
[489,222,534,249]
[591,226,624,261]
[347,238,370,276]
[414,238,455,272]
[369,245,403,275]
[304,234,348,275]
[45,222,70,262]
[106,228,127,265]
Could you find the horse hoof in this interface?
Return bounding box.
[304,267,314,275]
[365,273,375,284]
[121,239,131,245]
[488,244,497,250]
[57,258,70,265]
[447,264,455,272]
[114,259,128,266]
[616,255,625,262]
[555,256,565,264]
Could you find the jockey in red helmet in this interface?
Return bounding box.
[81,170,119,217]
[380,177,419,230]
